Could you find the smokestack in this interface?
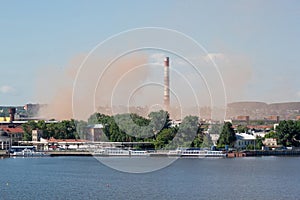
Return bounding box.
[164,57,170,112]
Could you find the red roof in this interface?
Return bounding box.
[1,127,24,134]
[247,125,273,129]
[47,137,87,143]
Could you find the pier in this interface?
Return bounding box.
[48,151,92,156]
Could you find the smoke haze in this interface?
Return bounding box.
[36,50,253,121]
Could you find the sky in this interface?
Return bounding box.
[0,0,300,107]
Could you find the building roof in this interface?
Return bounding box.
[0,127,24,134]
[236,133,256,140]
[47,137,88,143]
[247,125,273,130]
[87,124,104,129]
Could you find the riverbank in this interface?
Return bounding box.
[49,151,92,156]
[244,150,300,156]
[46,150,300,157]
[5,149,300,158]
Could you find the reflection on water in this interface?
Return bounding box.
[95,157,178,173]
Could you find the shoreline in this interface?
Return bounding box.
[43,150,300,158]
[4,149,300,158]
[7,150,300,158]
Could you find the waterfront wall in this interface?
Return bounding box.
[244,150,300,156]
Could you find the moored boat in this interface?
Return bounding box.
[168,148,226,158]
[10,146,49,157]
[92,148,150,156]
[11,149,49,157]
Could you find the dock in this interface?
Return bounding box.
[49,151,92,156]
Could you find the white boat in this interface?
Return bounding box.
[11,149,49,157]
[168,149,226,158]
[92,148,129,156]
[92,149,106,156]
[129,150,149,156]
[92,148,149,156]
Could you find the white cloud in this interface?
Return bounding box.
[0,85,16,95]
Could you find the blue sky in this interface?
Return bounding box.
[0,0,299,106]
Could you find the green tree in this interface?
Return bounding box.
[255,136,263,150]
[148,110,171,136]
[275,120,300,146]
[173,115,199,148]
[236,125,248,133]
[191,125,205,148]
[201,134,213,148]
[88,113,112,125]
[86,111,171,143]
[209,124,222,135]
[36,120,50,138]
[217,122,236,148]
[246,144,255,150]
[264,131,276,138]
[114,113,152,140]
[153,128,176,149]
[22,120,38,141]
[75,120,88,139]
[191,134,203,148]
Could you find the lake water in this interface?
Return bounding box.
[1,156,300,200]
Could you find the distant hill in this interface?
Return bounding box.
[1,101,300,121]
[228,102,268,110]
[227,101,300,120]
[268,102,300,111]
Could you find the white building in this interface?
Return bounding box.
[32,130,43,142]
[170,120,182,127]
[235,133,256,149]
[253,131,266,138]
[263,138,278,147]
[210,134,220,146]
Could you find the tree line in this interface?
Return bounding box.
[22,120,78,141]
[84,111,213,149]
[24,111,300,150]
[22,110,216,149]
[218,120,300,149]
[265,120,300,147]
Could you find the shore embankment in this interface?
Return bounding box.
[48,150,300,157]
[49,151,92,156]
[227,150,300,158]
[4,150,300,158]
[244,150,300,157]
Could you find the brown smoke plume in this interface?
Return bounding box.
[35,50,253,121]
[36,53,149,120]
